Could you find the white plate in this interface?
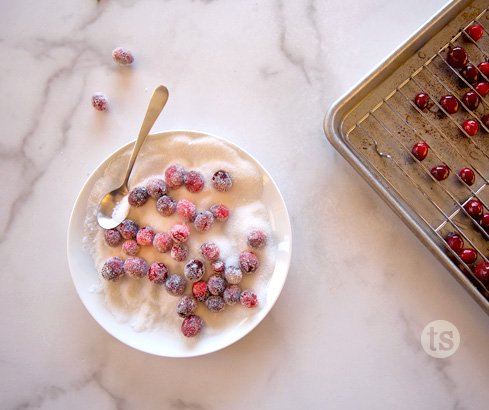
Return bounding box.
[67,130,292,357]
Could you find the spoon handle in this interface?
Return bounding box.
[123,85,169,187]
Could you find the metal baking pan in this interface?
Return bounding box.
[324,0,489,315]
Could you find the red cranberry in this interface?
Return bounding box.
[414,93,430,110]
[175,296,197,318]
[474,81,489,97]
[104,229,122,247]
[465,199,484,219]
[462,91,480,110]
[148,262,169,284]
[164,164,186,189]
[212,170,232,192]
[146,178,168,199]
[458,248,478,264]
[165,274,186,296]
[122,239,139,256]
[431,165,450,181]
[479,213,489,231]
[123,257,149,279]
[478,62,489,77]
[239,250,259,274]
[461,65,479,83]
[210,204,229,221]
[205,295,225,313]
[176,199,197,222]
[181,315,203,337]
[184,170,204,193]
[119,219,139,239]
[101,256,124,282]
[156,195,177,216]
[208,274,226,296]
[136,226,155,246]
[211,259,226,274]
[194,211,214,233]
[446,232,464,253]
[247,229,268,249]
[474,261,489,283]
[466,25,484,42]
[447,46,468,68]
[411,142,429,161]
[153,232,173,253]
[459,167,475,185]
[223,285,241,305]
[91,93,109,111]
[128,186,149,207]
[184,259,205,282]
[439,95,459,114]
[200,241,220,261]
[170,243,188,262]
[462,119,479,136]
[112,47,134,65]
[170,223,190,243]
[240,289,258,308]
[224,265,242,285]
[192,281,210,302]
[483,114,489,128]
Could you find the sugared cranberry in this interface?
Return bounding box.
[446,46,468,68]
[184,170,204,193]
[176,199,197,222]
[200,241,220,261]
[128,186,149,207]
[224,265,242,285]
[170,243,188,262]
[153,232,173,253]
[223,285,241,305]
[459,167,475,185]
[439,95,459,114]
[466,25,484,42]
[136,226,155,246]
[122,239,139,256]
[240,289,258,308]
[170,223,190,243]
[208,274,226,296]
[164,164,186,189]
[464,199,484,219]
[458,248,478,264]
[101,256,124,282]
[474,261,489,283]
[104,229,122,247]
[461,64,479,83]
[247,229,268,249]
[205,296,225,313]
[212,170,232,192]
[194,211,214,233]
[210,204,229,221]
[211,259,226,274]
[431,165,450,181]
[446,232,464,253]
[479,213,489,231]
[91,93,109,111]
[462,119,479,136]
[146,178,168,199]
[239,250,259,274]
[181,315,203,337]
[478,62,489,77]
[119,219,139,239]
[123,256,148,279]
[112,47,134,65]
[175,296,197,318]
[165,275,186,296]
[462,91,480,110]
[148,262,169,284]
[184,259,205,282]
[414,93,430,110]
[483,114,489,128]
[475,81,489,97]
[192,280,210,302]
[156,195,177,216]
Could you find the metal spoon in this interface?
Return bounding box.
[97,85,169,229]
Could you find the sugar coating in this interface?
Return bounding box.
[122,239,139,256]
[123,257,148,279]
[112,47,134,66]
[184,259,205,282]
[136,226,155,246]
[165,275,186,296]
[175,295,197,318]
[153,232,173,253]
[104,229,122,247]
[91,93,108,111]
[146,178,168,199]
[119,219,138,239]
[224,265,242,285]
[208,274,226,295]
[128,186,148,207]
[223,285,241,305]
[156,195,177,217]
[101,256,124,281]
[148,262,168,285]
[181,315,203,337]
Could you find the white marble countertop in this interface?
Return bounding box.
[2,0,489,408]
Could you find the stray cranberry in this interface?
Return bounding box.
[210,204,229,221]
[459,168,475,185]
[146,178,168,199]
[112,47,134,65]
[223,285,242,305]
[458,248,478,264]
[208,274,226,295]
[104,229,122,247]
[446,232,464,253]
[411,142,429,161]
[91,93,109,111]
[239,250,259,274]
[184,170,205,193]
[170,223,190,243]
[474,261,489,283]
[482,114,489,128]
[461,65,479,83]
[205,296,225,313]
[431,165,450,181]
[136,226,155,246]
[181,315,203,337]
[123,257,149,279]
[447,46,468,68]
[224,265,242,285]
[466,25,484,42]
[212,170,233,192]
[165,275,186,296]
[194,211,214,233]
[211,259,226,274]
[128,186,149,207]
[192,281,210,302]
[101,256,124,282]
[175,296,197,318]
[153,232,173,253]
[439,95,459,114]
[480,213,489,231]
[184,259,205,282]
[240,289,258,308]
[247,229,268,249]
[462,91,480,110]
[475,81,489,97]
[156,195,177,216]
[122,239,139,256]
[462,119,479,136]
[176,199,197,222]
[200,241,220,261]
[465,199,484,219]
[119,219,139,239]
[478,62,489,77]
[148,262,169,284]
[414,93,430,110]
[171,243,188,262]
[164,164,186,189]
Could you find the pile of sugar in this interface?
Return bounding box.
[83,132,275,337]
